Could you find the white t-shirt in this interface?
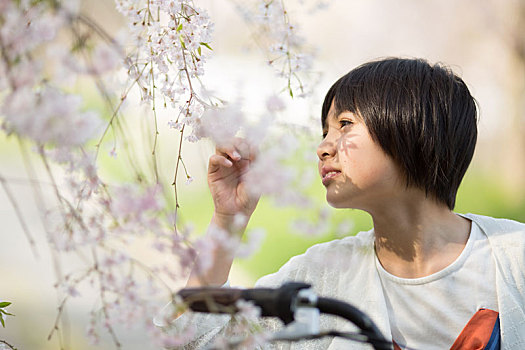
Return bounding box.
[376,221,500,349]
[165,214,525,350]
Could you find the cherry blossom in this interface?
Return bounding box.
[195,103,244,146]
[235,0,316,97]
[2,87,103,147]
[0,0,323,347]
[266,94,287,112]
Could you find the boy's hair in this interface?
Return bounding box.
[321,58,478,210]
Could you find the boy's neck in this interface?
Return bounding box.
[371,195,471,279]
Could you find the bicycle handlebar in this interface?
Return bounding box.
[316,297,389,349]
[177,282,309,324]
[177,282,390,350]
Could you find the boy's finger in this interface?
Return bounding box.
[216,145,241,161]
[247,142,258,162]
[208,154,233,172]
[216,137,259,161]
[233,138,252,160]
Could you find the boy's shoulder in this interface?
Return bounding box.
[463,213,525,240]
[285,229,376,271]
[464,213,525,267]
[303,229,375,256]
[256,229,376,289]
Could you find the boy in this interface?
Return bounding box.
[171,58,525,349]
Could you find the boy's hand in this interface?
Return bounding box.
[207,138,260,231]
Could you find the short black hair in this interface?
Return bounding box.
[321,58,478,210]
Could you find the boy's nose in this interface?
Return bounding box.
[317,138,336,160]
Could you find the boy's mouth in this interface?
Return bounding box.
[321,168,341,185]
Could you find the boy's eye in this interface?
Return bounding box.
[339,120,353,128]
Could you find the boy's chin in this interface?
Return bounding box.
[326,194,362,210]
[326,197,348,209]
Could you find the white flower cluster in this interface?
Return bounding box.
[195,102,245,146]
[210,298,269,349]
[0,1,103,148]
[0,4,197,345]
[46,174,185,346]
[0,0,328,348]
[3,87,102,147]
[115,0,214,140]
[193,224,266,275]
[237,0,315,98]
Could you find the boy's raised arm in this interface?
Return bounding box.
[186,139,260,287]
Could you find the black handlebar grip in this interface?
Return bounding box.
[177,283,389,350]
[177,282,311,324]
[177,287,244,313]
[316,297,390,350]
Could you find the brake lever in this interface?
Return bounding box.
[270,288,321,342]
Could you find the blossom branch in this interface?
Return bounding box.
[95,62,149,160]
[92,248,122,349]
[150,60,160,184]
[0,340,18,350]
[0,0,321,347]
[0,174,38,257]
[172,125,185,224]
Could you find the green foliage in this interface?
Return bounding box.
[455,171,525,222]
[14,0,58,8]
[200,42,213,51]
[237,201,372,281]
[234,168,525,282]
[0,301,14,328]
[176,152,525,285]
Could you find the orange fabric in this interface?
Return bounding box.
[450,309,498,350]
[392,340,402,350]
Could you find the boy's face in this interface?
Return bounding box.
[317,103,405,210]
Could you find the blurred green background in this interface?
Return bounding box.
[178,168,525,285]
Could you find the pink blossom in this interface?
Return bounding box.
[235,299,261,320]
[115,0,214,124]
[265,94,287,112]
[86,319,100,345]
[2,87,103,147]
[0,1,325,348]
[108,147,117,158]
[290,206,332,237]
[240,0,316,97]
[155,324,197,348]
[193,236,215,275]
[91,44,121,74]
[236,228,266,259]
[195,103,244,146]
[243,150,295,197]
[111,184,162,219]
[67,285,81,297]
